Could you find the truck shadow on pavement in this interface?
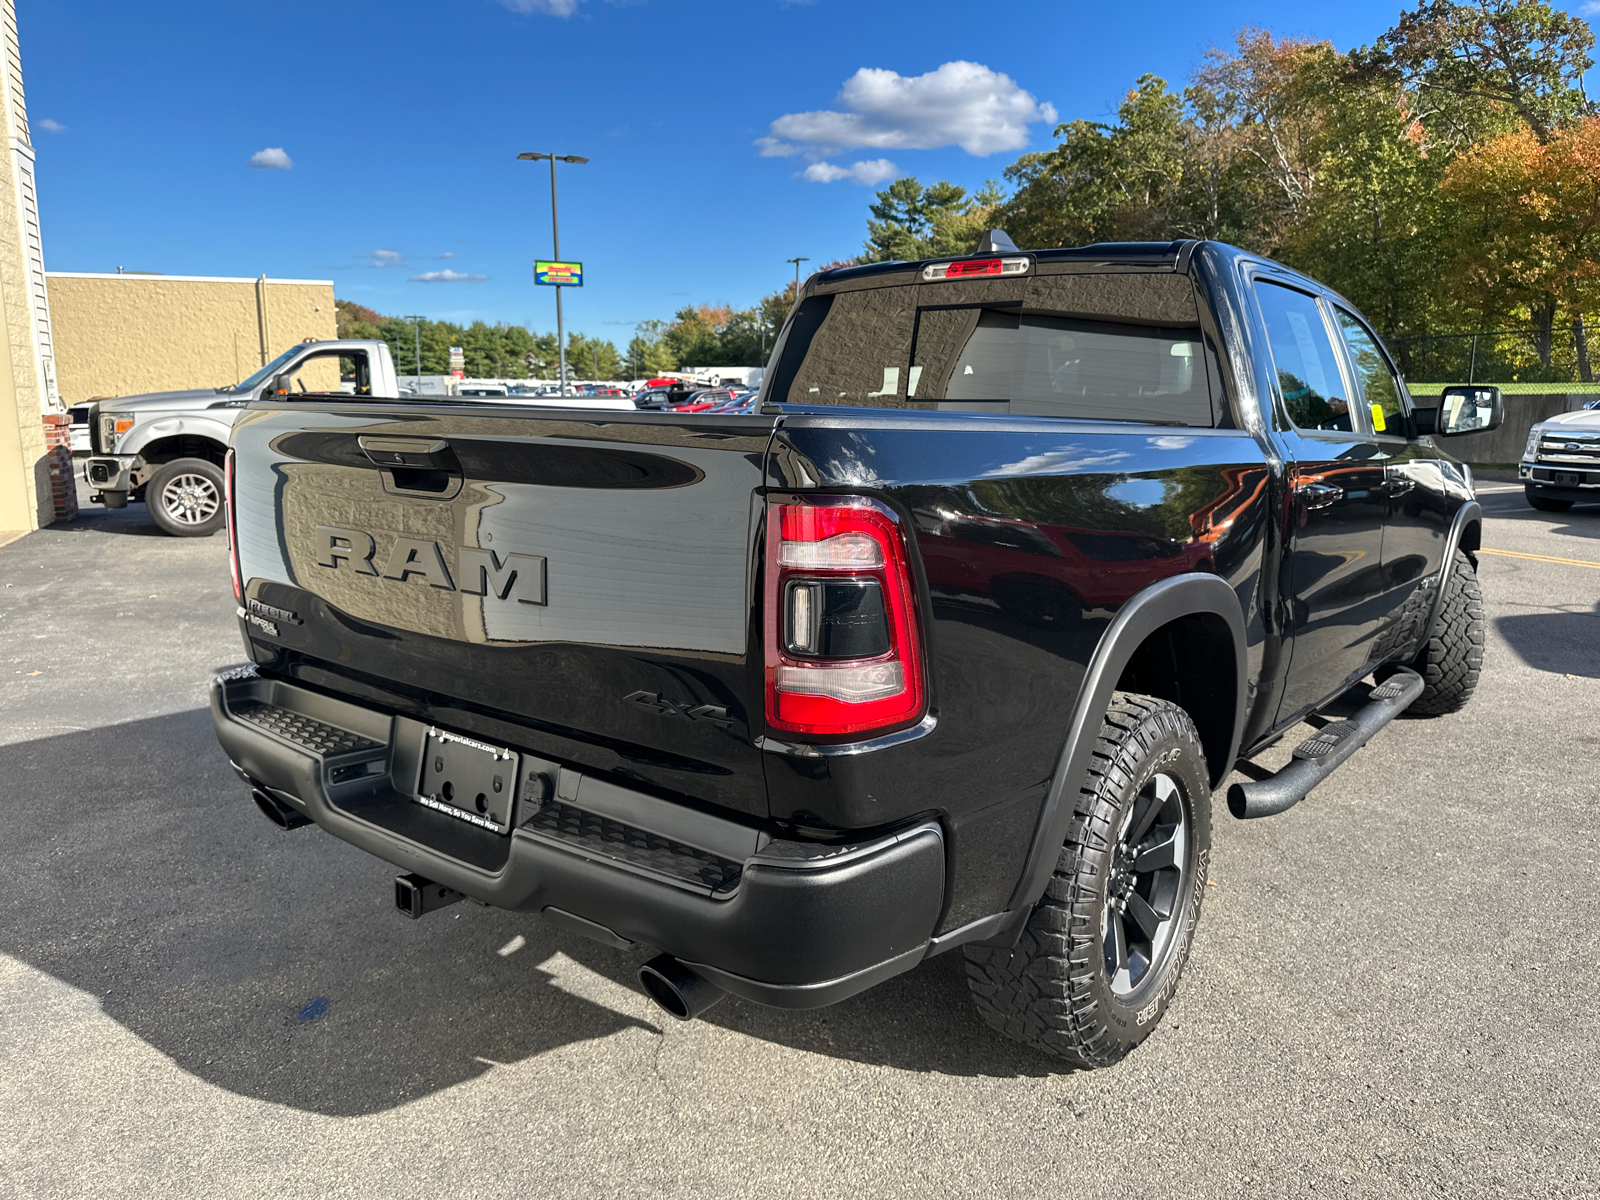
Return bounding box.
[57,502,195,538]
[1493,599,1600,679]
[0,710,1049,1118]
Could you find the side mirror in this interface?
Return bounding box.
[1435,385,1503,436]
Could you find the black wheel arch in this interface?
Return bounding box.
[992,572,1248,942]
[137,434,229,470]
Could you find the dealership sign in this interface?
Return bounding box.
[534,260,583,287]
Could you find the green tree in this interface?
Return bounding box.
[1354,0,1596,145]
[564,333,623,380]
[861,177,1005,262]
[1000,75,1189,248]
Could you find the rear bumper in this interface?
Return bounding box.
[210,666,946,1009]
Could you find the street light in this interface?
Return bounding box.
[518,151,589,393]
[403,314,425,388]
[787,256,810,306]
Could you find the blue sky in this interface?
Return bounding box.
[25,0,1600,344]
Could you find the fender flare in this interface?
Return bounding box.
[1419,500,1481,646]
[994,572,1248,941]
[122,415,236,460]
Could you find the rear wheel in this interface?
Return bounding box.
[1525,487,1572,512]
[963,693,1211,1068]
[147,457,225,537]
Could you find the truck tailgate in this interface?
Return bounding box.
[229,403,778,817]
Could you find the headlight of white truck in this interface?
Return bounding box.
[1524,424,1542,461]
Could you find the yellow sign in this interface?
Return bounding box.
[534,260,583,287]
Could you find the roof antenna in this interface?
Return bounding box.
[973,229,1019,254]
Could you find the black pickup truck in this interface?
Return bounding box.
[212,236,1502,1067]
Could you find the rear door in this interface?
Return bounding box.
[1330,305,1457,656]
[229,402,778,817]
[1253,279,1391,722]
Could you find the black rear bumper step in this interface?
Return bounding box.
[1228,668,1425,819]
[210,666,947,1009]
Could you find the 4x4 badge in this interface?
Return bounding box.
[624,691,734,727]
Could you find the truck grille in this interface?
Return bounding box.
[1536,432,1600,466]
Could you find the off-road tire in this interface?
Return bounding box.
[963,693,1211,1068]
[1524,487,1572,512]
[147,457,226,537]
[1388,547,1484,716]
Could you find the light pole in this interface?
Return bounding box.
[787,256,810,306]
[404,314,425,387]
[518,151,588,393]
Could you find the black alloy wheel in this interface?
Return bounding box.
[964,692,1212,1068]
[1103,768,1190,996]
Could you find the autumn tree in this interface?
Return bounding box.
[1440,115,1600,373]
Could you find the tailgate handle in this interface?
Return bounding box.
[358,437,456,471]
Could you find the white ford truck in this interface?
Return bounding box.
[83,340,400,536]
[1519,398,1600,511]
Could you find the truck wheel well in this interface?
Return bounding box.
[1459,519,1481,555]
[138,436,228,469]
[1114,612,1238,784]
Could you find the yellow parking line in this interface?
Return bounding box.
[1479,547,1600,570]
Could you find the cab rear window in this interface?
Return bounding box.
[769,272,1227,427]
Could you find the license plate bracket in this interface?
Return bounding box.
[416,727,520,834]
[1554,471,1583,486]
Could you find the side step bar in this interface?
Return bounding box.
[1228,668,1425,820]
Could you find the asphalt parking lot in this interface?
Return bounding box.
[1,478,1596,1199]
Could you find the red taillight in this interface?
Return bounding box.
[225,448,242,604]
[764,495,925,739]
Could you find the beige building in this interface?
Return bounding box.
[47,272,338,406]
[0,0,66,535]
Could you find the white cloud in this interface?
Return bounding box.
[985,448,1131,477]
[761,62,1056,159]
[1584,1,1600,14]
[756,136,799,158]
[435,251,458,259]
[803,158,899,185]
[38,118,67,134]
[500,0,578,14]
[248,147,293,170]
[363,249,403,268]
[410,269,488,283]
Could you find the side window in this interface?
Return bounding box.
[1334,309,1404,435]
[1254,281,1356,433]
[339,352,372,396]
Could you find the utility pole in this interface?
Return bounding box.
[518,151,589,394]
[787,256,810,307]
[404,315,425,386]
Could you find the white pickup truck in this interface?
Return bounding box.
[1519,399,1600,511]
[83,339,401,536]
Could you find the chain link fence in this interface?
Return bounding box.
[1387,323,1596,387]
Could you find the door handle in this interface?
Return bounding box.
[1383,471,1415,496]
[1297,482,1344,509]
[358,437,455,471]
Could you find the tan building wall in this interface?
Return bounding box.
[46,273,339,405]
[0,0,52,531]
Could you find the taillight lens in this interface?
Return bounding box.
[764,495,925,739]
[225,448,242,604]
